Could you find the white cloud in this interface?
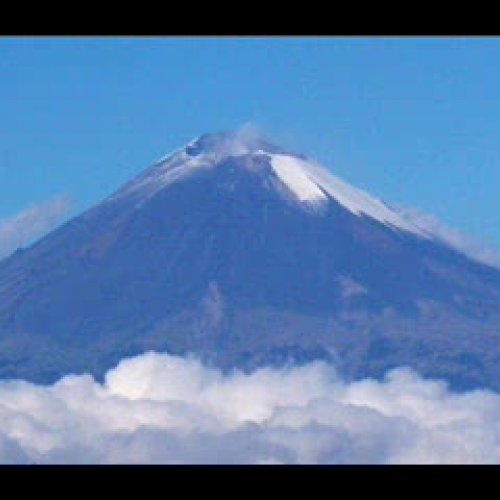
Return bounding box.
[213,122,264,156]
[395,205,500,269]
[0,352,499,464]
[0,195,71,261]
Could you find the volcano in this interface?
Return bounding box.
[1,129,500,390]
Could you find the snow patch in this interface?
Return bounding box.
[269,154,429,238]
[109,150,215,204]
[269,154,327,204]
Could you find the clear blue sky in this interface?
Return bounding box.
[1,36,500,248]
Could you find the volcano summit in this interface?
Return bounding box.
[1,130,500,390]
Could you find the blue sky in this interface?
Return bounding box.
[1,36,500,251]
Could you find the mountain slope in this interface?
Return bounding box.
[1,130,499,389]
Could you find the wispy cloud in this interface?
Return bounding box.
[0,351,499,464]
[210,122,264,157]
[0,195,71,261]
[396,205,500,269]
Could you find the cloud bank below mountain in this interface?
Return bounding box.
[0,351,498,464]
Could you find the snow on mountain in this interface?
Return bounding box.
[110,131,429,239]
[267,153,429,237]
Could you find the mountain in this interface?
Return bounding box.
[1,130,500,390]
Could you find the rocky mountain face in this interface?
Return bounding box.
[1,130,499,390]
